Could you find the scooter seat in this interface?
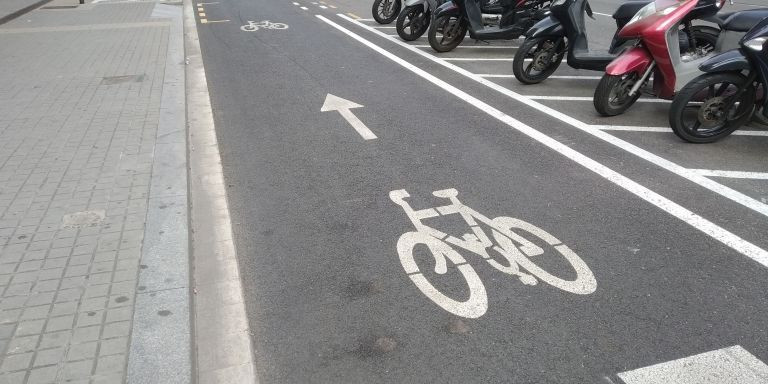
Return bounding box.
[722,10,768,32]
[612,0,652,20]
[702,11,735,27]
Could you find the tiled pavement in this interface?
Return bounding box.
[0,1,188,382]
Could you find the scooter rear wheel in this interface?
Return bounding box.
[372,0,400,24]
[593,73,642,117]
[513,36,566,85]
[428,14,466,53]
[669,73,756,143]
[397,5,429,41]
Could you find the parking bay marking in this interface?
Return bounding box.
[320,93,377,140]
[478,74,601,79]
[593,124,768,137]
[317,14,768,267]
[339,13,768,220]
[689,169,768,180]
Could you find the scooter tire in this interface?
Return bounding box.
[593,74,642,117]
[372,0,400,24]
[428,14,466,53]
[513,36,565,85]
[669,73,755,143]
[397,5,429,41]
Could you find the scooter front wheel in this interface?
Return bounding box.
[669,73,755,143]
[372,0,400,24]
[513,36,566,85]
[593,73,642,117]
[396,5,429,41]
[428,14,466,53]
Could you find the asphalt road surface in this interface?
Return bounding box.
[193,0,768,382]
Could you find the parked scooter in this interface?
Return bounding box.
[512,0,719,84]
[373,0,401,24]
[396,0,448,41]
[427,0,552,53]
[592,0,738,117]
[669,15,768,143]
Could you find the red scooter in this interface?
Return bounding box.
[593,0,729,116]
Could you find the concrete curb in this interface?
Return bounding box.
[182,0,259,381]
[0,0,55,25]
[126,2,193,384]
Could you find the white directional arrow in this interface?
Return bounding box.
[320,94,377,140]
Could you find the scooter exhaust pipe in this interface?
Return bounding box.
[628,62,656,97]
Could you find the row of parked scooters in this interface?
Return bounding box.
[371,0,768,143]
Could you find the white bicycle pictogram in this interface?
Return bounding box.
[240,20,289,31]
[391,188,597,319]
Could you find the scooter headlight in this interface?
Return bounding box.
[626,2,656,26]
[745,37,767,52]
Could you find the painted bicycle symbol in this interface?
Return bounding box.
[240,20,289,31]
[391,188,597,318]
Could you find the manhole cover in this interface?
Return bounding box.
[41,5,79,9]
[101,74,145,85]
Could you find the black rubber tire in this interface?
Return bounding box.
[372,0,400,24]
[513,36,566,85]
[688,27,719,53]
[396,5,429,41]
[593,74,643,117]
[669,72,755,143]
[428,13,467,53]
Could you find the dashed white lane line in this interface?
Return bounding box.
[319,5,327,9]
[338,13,768,220]
[526,95,670,103]
[300,6,308,10]
[292,1,299,4]
[618,345,768,384]
[593,125,768,137]
[318,14,768,267]
[690,169,768,180]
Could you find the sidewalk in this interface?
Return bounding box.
[0,1,197,382]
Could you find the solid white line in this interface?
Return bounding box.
[412,45,518,49]
[478,74,602,80]
[525,95,670,103]
[594,12,612,17]
[594,125,768,137]
[358,18,375,21]
[690,169,768,180]
[386,34,425,38]
[339,14,768,220]
[321,14,768,267]
[443,57,515,61]
[374,26,396,29]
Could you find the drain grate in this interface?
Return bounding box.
[40,5,79,9]
[101,74,146,85]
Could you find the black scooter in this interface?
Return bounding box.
[669,14,768,143]
[428,0,552,53]
[512,0,720,84]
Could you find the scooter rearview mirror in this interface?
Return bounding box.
[585,1,595,19]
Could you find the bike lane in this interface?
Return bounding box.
[193,0,768,382]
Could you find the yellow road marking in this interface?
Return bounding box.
[199,12,206,16]
[201,18,208,23]
[329,4,337,8]
[204,19,230,23]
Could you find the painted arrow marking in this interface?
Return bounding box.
[321,94,377,140]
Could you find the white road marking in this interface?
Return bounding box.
[319,14,768,267]
[618,345,768,384]
[300,6,308,10]
[594,125,768,137]
[443,57,515,61]
[357,18,375,21]
[374,26,396,29]
[292,1,299,4]
[478,74,602,79]
[386,34,425,39]
[319,5,328,9]
[593,12,612,17]
[690,169,768,180]
[337,14,768,219]
[526,95,670,103]
[320,93,377,140]
[413,45,518,49]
